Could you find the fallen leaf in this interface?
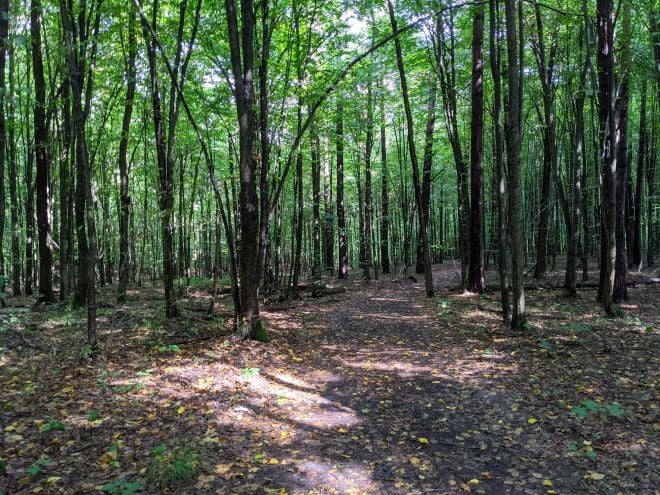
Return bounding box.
[527,418,538,425]
[418,437,429,444]
[177,406,186,415]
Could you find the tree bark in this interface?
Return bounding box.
[336,98,348,279]
[118,4,138,303]
[8,41,20,295]
[467,3,485,293]
[31,0,54,302]
[380,97,390,274]
[363,82,375,281]
[311,124,322,278]
[596,0,618,316]
[504,0,526,328]
[416,78,436,275]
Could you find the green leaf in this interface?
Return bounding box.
[572,406,588,419]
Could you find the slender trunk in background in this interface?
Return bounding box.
[648,9,658,267]
[118,4,138,302]
[489,0,510,321]
[0,0,7,284]
[630,79,648,269]
[532,1,557,280]
[337,99,348,279]
[31,0,54,302]
[311,124,322,278]
[323,129,334,274]
[363,83,374,281]
[596,0,618,315]
[416,78,436,275]
[8,43,20,295]
[24,47,34,296]
[467,3,485,293]
[435,11,469,290]
[388,0,434,297]
[380,97,390,274]
[504,0,526,328]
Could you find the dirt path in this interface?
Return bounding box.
[1,268,657,494]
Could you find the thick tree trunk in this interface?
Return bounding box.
[388,0,434,297]
[596,0,618,316]
[467,3,485,293]
[0,0,7,284]
[504,0,526,329]
[31,0,54,302]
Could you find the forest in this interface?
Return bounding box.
[0,0,658,493]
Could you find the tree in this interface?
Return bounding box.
[467,3,485,293]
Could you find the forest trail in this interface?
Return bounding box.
[1,268,658,494]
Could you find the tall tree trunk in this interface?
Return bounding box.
[489,0,510,321]
[630,79,648,268]
[311,124,322,278]
[467,3,485,293]
[504,0,526,329]
[380,97,390,274]
[596,0,618,316]
[323,128,334,274]
[336,98,348,279]
[118,5,138,302]
[416,78,436,275]
[8,42,20,295]
[532,1,558,280]
[613,0,631,303]
[24,47,34,296]
[31,0,54,302]
[363,83,374,281]
[388,0,434,297]
[435,11,469,290]
[0,0,7,285]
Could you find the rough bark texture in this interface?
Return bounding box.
[416,80,436,275]
[596,0,618,316]
[311,126,322,278]
[504,0,526,329]
[363,83,374,281]
[31,0,54,302]
[467,4,485,293]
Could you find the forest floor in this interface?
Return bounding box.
[1,262,658,495]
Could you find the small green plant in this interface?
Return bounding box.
[240,367,260,378]
[80,344,98,358]
[157,344,181,354]
[571,399,626,420]
[26,457,52,476]
[40,417,65,432]
[87,410,102,422]
[146,444,198,489]
[102,479,145,495]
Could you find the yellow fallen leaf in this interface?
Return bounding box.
[214,464,232,475]
[527,418,538,424]
[60,386,74,394]
[449,479,457,486]
[337,428,348,433]
[543,479,553,486]
[32,487,43,493]
[268,458,279,464]
[585,471,605,480]
[280,431,288,439]
[177,406,186,415]
[418,437,429,444]
[469,479,480,484]
[46,477,61,484]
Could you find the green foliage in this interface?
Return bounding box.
[571,399,626,421]
[146,444,198,489]
[157,344,181,354]
[565,323,593,332]
[0,459,6,476]
[40,417,65,432]
[87,410,102,422]
[102,479,145,495]
[240,367,260,379]
[26,457,52,476]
